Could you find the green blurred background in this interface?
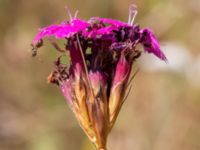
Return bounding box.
[0,0,200,150]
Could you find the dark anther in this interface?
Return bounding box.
[86,26,92,32]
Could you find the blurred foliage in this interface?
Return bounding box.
[0,0,200,150]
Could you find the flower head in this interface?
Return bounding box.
[32,6,167,150]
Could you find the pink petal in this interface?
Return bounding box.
[141,28,167,62]
[32,24,73,45]
[32,19,89,46]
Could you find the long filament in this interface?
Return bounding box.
[65,6,73,22]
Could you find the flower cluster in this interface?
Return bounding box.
[32,6,166,150]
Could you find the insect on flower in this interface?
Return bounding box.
[31,5,167,150]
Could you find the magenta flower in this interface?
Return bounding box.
[32,6,167,150]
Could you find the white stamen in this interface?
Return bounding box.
[65,6,73,22]
[128,4,138,26]
[128,5,132,24]
[74,10,79,19]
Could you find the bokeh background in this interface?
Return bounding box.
[0,0,200,150]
